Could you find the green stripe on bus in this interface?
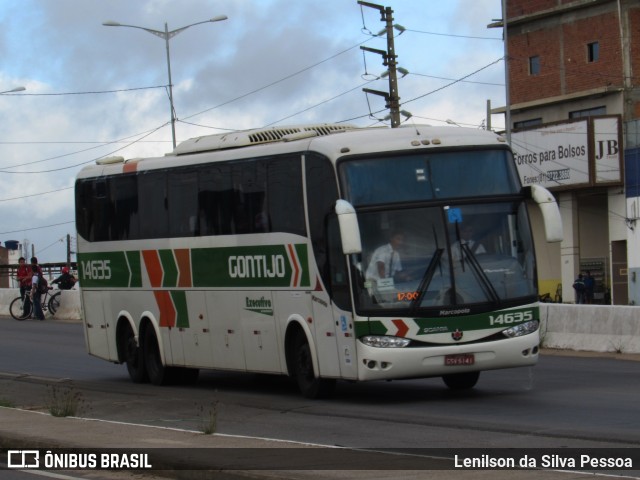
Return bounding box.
[293,243,310,287]
[125,250,142,287]
[160,249,178,287]
[171,290,189,328]
[358,307,539,337]
[191,244,310,288]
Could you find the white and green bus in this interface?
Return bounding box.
[75,124,562,397]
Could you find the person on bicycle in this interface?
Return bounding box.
[52,266,76,290]
[30,264,46,320]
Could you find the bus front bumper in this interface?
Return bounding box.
[355,332,539,381]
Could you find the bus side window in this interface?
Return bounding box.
[306,153,339,288]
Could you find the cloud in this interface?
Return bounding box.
[0,0,505,263]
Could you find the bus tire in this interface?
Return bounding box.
[292,332,335,399]
[143,326,171,386]
[123,325,147,383]
[442,371,480,390]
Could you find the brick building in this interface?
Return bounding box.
[492,0,640,305]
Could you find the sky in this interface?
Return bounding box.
[0,0,506,264]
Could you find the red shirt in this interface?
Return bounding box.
[17,264,31,287]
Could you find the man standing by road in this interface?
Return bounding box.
[30,264,45,320]
[573,273,586,304]
[584,271,595,304]
[16,257,32,316]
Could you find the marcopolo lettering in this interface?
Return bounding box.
[229,254,286,279]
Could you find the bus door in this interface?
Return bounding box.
[309,289,341,378]
[331,305,358,380]
[82,290,117,362]
[324,216,358,380]
[180,291,214,368]
[206,291,246,370]
[240,291,281,373]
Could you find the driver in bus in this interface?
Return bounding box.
[365,230,411,285]
[451,224,486,262]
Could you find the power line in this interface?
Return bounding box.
[0,221,74,235]
[0,124,167,174]
[402,57,504,106]
[9,85,166,96]
[181,37,374,122]
[410,71,504,86]
[406,28,501,41]
[0,185,72,203]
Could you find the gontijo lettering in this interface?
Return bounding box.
[229,254,286,278]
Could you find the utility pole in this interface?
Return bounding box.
[359,1,401,128]
[67,234,71,265]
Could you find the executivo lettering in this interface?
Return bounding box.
[245,296,274,316]
[246,296,272,308]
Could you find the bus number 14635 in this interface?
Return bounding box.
[81,260,112,280]
[489,310,533,326]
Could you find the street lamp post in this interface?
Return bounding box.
[0,86,26,94]
[103,16,227,149]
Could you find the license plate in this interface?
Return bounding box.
[444,354,475,366]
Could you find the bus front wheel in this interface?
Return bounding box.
[292,332,335,399]
[442,371,480,390]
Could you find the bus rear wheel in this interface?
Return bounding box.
[442,371,480,390]
[291,332,335,399]
[124,326,147,383]
[143,326,171,386]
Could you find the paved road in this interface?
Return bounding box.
[1,315,639,479]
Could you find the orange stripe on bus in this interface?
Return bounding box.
[154,290,176,327]
[123,161,139,173]
[142,250,163,287]
[287,244,300,287]
[174,249,192,288]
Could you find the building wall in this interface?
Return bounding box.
[504,0,637,304]
[510,92,623,125]
[508,1,622,105]
[507,0,569,18]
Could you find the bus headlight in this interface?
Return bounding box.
[360,336,411,348]
[502,320,539,338]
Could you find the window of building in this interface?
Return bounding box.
[514,118,542,129]
[587,42,599,62]
[529,56,540,76]
[569,106,606,119]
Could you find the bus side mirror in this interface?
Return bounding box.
[335,200,362,254]
[523,185,563,243]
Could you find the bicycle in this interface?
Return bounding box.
[9,287,58,320]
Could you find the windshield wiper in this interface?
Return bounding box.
[410,248,444,311]
[460,244,501,304]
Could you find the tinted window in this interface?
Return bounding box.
[139,170,168,239]
[339,150,519,207]
[306,153,339,289]
[75,154,306,242]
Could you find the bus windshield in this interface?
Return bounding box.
[338,150,536,314]
[340,149,520,206]
[351,202,536,313]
